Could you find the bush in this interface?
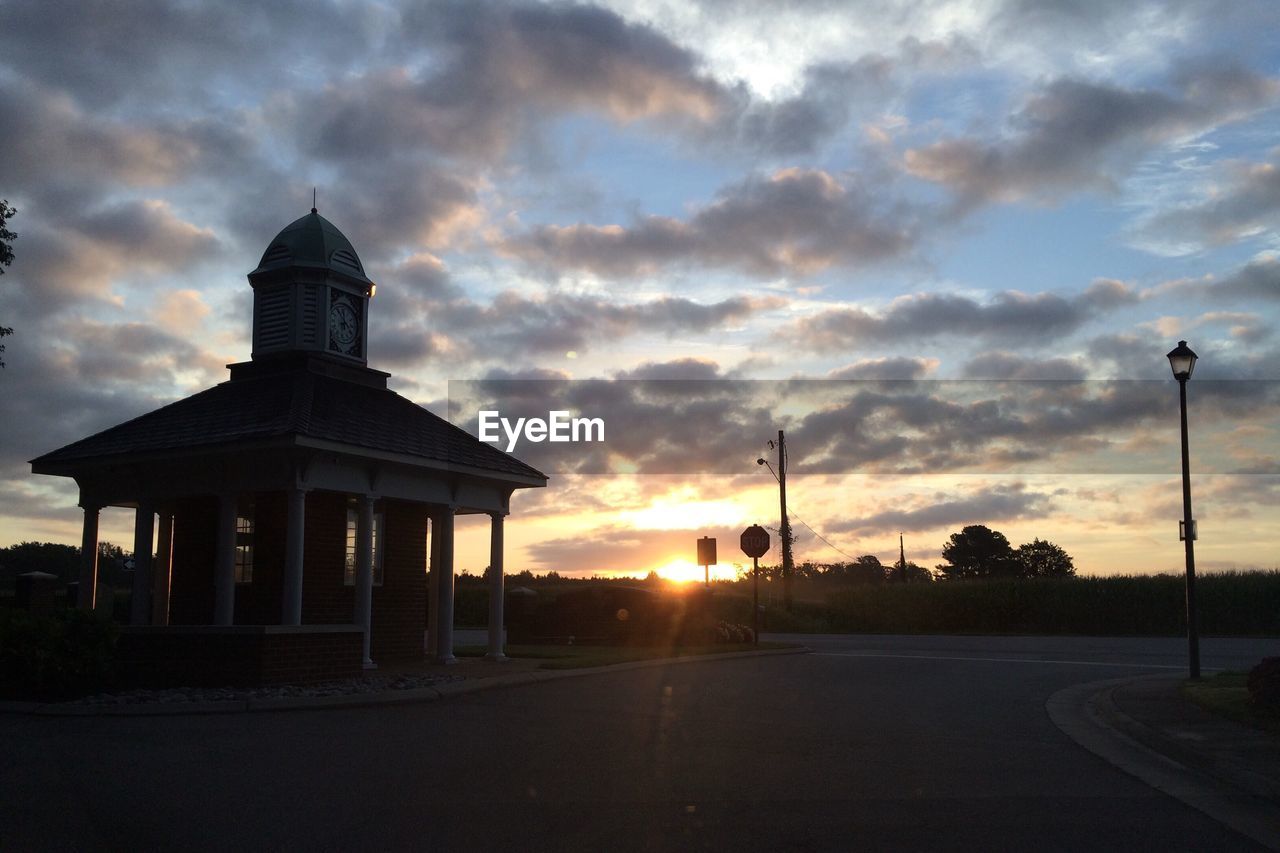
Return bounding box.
[1247,657,1280,711]
[0,609,118,699]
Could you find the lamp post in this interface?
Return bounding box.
[1167,340,1200,680]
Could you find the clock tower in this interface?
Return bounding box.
[247,207,375,364]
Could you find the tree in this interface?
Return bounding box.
[936,525,1019,580]
[848,555,886,584]
[0,541,81,586]
[1017,539,1076,578]
[98,541,125,562]
[901,561,933,583]
[0,199,15,368]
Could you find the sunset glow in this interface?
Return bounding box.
[651,557,740,585]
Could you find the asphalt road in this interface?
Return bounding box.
[3,634,1276,852]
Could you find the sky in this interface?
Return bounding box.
[1,0,1277,582]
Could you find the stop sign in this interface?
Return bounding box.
[740,525,770,559]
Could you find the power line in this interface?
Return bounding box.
[786,506,859,562]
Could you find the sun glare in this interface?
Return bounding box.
[651,557,738,584]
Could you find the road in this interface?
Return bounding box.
[3,634,1276,851]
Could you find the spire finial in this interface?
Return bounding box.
[311,187,317,214]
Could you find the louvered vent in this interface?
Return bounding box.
[300,285,320,345]
[331,248,362,274]
[262,243,291,266]
[255,287,291,351]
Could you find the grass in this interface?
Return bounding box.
[454,642,792,670]
[1181,671,1280,735]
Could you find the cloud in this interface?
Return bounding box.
[0,79,247,192]
[7,200,222,316]
[151,290,211,336]
[961,351,1086,380]
[904,66,1278,207]
[827,357,938,380]
[0,0,381,107]
[2,317,226,479]
[775,279,1138,352]
[723,57,895,155]
[502,168,919,277]
[1133,154,1280,252]
[1214,257,1280,301]
[829,483,1058,536]
[615,358,726,381]
[371,283,783,368]
[296,1,727,166]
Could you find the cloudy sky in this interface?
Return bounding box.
[1,0,1277,581]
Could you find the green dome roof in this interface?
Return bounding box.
[251,210,371,283]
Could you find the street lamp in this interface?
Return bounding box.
[1167,340,1200,679]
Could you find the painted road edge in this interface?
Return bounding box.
[1047,674,1279,852]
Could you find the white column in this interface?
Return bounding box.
[354,495,376,669]
[151,511,174,626]
[486,512,507,661]
[282,488,307,625]
[434,506,456,664]
[77,502,100,611]
[426,514,440,657]
[214,493,237,626]
[130,502,156,625]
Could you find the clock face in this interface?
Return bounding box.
[328,295,361,354]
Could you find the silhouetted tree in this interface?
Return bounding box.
[98,541,125,562]
[0,199,16,368]
[1,541,80,585]
[1017,539,1076,577]
[849,555,886,584]
[936,525,1019,580]
[901,561,933,582]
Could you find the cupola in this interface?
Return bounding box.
[247,208,376,363]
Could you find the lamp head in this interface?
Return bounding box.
[1167,339,1198,381]
[756,458,766,466]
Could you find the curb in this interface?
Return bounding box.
[1047,674,1280,851]
[0,645,809,717]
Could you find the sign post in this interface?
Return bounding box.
[697,537,717,588]
[740,525,770,646]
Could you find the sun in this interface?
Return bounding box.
[650,557,738,584]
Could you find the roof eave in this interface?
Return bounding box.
[292,436,548,487]
[32,434,548,489]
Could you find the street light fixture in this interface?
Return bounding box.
[1167,339,1200,679]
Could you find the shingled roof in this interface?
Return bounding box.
[31,359,546,483]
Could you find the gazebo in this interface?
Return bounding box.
[31,207,547,685]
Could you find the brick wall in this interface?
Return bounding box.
[372,499,428,661]
[301,490,352,623]
[234,491,285,625]
[117,626,363,688]
[169,495,217,625]
[165,489,429,664]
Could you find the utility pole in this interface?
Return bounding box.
[778,430,794,610]
[898,533,907,583]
